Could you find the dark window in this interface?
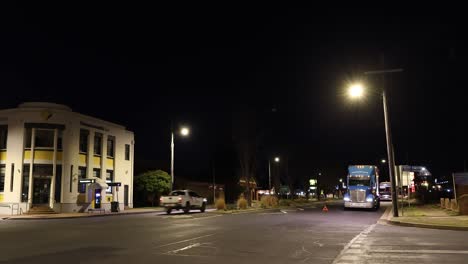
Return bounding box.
[54,165,62,203]
[78,167,87,193]
[25,128,32,148]
[79,129,89,153]
[35,129,54,148]
[189,191,199,197]
[94,133,102,156]
[106,170,113,194]
[57,130,63,150]
[21,165,30,202]
[93,168,101,178]
[0,165,5,192]
[10,163,14,192]
[107,136,115,158]
[0,125,7,150]
[69,165,73,193]
[169,191,186,196]
[125,144,130,160]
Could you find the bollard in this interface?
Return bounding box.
[445,198,451,209]
[451,199,458,212]
[440,198,445,208]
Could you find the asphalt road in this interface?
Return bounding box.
[0,202,467,263]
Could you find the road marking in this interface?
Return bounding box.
[297,208,304,211]
[370,249,468,254]
[154,233,216,249]
[280,210,287,214]
[166,242,201,254]
[332,224,376,264]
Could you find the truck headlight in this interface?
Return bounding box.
[366,197,374,202]
[344,197,350,201]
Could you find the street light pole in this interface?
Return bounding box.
[382,90,399,217]
[170,131,174,191]
[268,160,271,191]
[365,68,403,217]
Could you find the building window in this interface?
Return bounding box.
[93,168,101,178]
[79,129,89,153]
[21,165,30,202]
[107,136,115,158]
[125,144,130,160]
[0,165,5,192]
[78,167,87,193]
[94,133,102,156]
[57,130,63,151]
[34,129,54,149]
[106,170,113,194]
[0,125,7,150]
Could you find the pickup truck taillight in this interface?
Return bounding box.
[160,197,163,202]
[178,197,182,203]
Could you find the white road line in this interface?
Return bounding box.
[332,224,376,264]
[370,249,468,254]
[280,210,288,214]
[297,208,304,211]
[166,242,201,254]
[154,233,216,249]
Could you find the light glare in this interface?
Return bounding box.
[348,83,364,98]
[180,127,190,136]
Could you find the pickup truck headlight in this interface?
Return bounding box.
[203,198,207,202]
[344,197,350,201]
[366,197,374,202]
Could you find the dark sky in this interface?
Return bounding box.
[1,4,465,187]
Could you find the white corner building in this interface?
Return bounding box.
[0,102,134,214]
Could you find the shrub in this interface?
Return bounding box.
[260,195,279,208]
[279,199,292,206]
[293,198,308,204]
[215,198,226,210]
[237,196,248,209]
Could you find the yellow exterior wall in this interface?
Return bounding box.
[0,193,3,203]
[0,151,6,162]
[106,158,114,168]
[93,156,101,167]
[24,150,63,161]
[79,154,87,165]
[106,195,113,202]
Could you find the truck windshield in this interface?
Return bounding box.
[348,178,371,186]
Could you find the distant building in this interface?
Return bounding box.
[0,102,134,214]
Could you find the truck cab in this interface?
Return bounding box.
[343,165,380,210]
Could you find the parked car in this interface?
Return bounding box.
[160,190,207,214]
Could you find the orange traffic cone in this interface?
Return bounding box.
[322,204,328,212]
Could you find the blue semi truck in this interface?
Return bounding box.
[343,165,380,210]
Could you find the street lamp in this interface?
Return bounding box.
[268,156,280,192]
[171,126,190,190]
[347,69,402,217]
[381,159,386,163]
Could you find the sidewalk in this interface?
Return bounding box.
[381,204,468,231]
[1,207,165,220]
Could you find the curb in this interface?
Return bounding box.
[1,210,165,221]
[383,207,468,231]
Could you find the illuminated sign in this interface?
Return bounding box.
[107,182,121,187]
[309,179,317,186]
[79,179,95,184]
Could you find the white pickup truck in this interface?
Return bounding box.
[160,190,207,214]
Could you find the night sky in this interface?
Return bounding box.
[1,4,465,188]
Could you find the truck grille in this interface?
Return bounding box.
[350,190,366,202]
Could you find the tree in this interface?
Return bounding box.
[232,106,259,207]
[134,170,171,206]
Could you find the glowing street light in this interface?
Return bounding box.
[274,157,280,162]
[348,83,364,98]
[381,159,386,163]
[180,127,190,136]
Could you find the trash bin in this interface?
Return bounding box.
[111,201,119,212]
